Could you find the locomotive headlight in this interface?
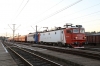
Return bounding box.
[75,37,78,39]
[84,37,86,39]
[83,37,86,39]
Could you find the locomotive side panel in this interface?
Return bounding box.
[64,29,71,44]
[39,30,65,43]
[27,33,35,42]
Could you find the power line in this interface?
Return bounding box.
[16,0,29,18]
[13,0,29,21]
[35,0,64,18]
[65,10,100,22]
[60,2,100,19]
[11,0,25,22]
[34,0,82,25]
[80,19,100,24]
[49,11,100,26]
[15,0,25,14]
[47,2,100,23]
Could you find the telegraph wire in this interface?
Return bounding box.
[34,0,82,25]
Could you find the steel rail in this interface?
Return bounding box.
[32,45,100,60]
[4,42,62,66]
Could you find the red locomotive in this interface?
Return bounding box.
[38,24,86,48]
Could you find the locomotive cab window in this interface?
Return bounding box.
[80,29,85,33]
[73,29,79,33]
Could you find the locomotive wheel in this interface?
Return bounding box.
[53,43,57,46]
[66,44,72,48]
[58,43,63,47]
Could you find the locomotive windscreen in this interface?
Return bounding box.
[73,29,79,33]
[73,28,85,33]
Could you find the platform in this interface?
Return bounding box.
[0,41,17,66]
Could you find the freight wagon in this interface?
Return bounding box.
[86,33,100,46]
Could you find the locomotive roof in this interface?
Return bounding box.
[39,27,84,33]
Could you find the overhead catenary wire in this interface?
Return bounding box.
[13,0,29,21]
[34,0,82,25]
[49,10,100,26]
[35,0,64,18]
[64,10,100,22]
[46,2,100,23]
[79,19,100,24]
[15,0,25,14]
[11,0,25,22]
[60,2,100,19]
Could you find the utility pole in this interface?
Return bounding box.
[6,32,7,37]
[12,24,16,44]
[18,33,19,41]
[35,25,38,43]
[8,24,21,44]
[8,24,17,44]
[36,25,37,34]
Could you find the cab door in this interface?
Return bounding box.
[64,29,72,44]
[61,30,64,43]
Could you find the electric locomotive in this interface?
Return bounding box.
[38,24,86,48]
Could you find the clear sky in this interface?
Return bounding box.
[0,0,100,37]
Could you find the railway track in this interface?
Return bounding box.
[78,48,100,52]
[4,42,100,66]
[4,43,62,66]
[31,44,100,60]
[4,42,85,66]
[6,42,100,61]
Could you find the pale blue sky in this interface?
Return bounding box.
[0,0,100,37]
